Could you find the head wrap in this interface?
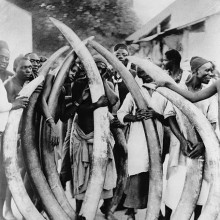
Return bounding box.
[0,40,9,51]
[190,56,209,73]
[113,43,128,52]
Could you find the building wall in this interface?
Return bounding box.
[135,13,220,71]
[0,0,32,72]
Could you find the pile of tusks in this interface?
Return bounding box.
[3,17,220,220]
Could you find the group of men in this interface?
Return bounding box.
[0,38,218,220]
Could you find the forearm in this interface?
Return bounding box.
[77,100,98,113]
[123,114,136,123]
[168,116,185,141]
[166,82,216,102]
[40,97,55,126]
[167,83,197,103]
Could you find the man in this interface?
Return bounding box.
[112,43,136,107]
[162,49,190,87]
[185,56,217,220]
[117,68,190,220]
[163,56,217,220]
[69,57,118,220]
[0,41,13,82]
[109,43,138,212]
[25,53,41,79]
[3,56,32,220]
[5,57,32,102]
[0,57,29,220]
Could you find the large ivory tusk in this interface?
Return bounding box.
[128,56,220,220]
[50,17,110,219]
[88,40,162,220]
[3,77,46,220]
[145,84,203,220]
[108,113,128,213]
[41,52,76,219]
[21,46,72,220]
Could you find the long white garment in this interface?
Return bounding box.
[117,86,174,176]
[0,78,12,132]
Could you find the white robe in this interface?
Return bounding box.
[117,85,174,176]
[0,78,12,132]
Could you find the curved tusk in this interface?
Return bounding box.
[41,51,76,219]
[50,18,110,220]
[88,39,162,220]
[108,112,128,213]
[145,82,204,219]
[21,46,71,220]
[3,78,46,220]
[128,56,220,220]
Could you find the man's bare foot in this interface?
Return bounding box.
[4,211,16,220]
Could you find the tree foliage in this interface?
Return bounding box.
[8,0,140,55]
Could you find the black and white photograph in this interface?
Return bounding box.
[0,0,220,219]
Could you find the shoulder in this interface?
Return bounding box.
[0,70,14,82]
[4,76,14,89]
[5,70,14,77]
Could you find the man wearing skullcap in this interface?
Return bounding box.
[0,40,13,82]
[163,56,216,220]
[185,56,217,219]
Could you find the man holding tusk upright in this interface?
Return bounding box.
[0,54,30,220]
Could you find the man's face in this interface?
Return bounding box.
[162,55,173,71]
[0,48,10,71]
[16,60,32,81]
[197,62,212,84]
[114,48,128,64]
[28,53,40,74]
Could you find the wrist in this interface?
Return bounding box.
[46,117,55,126]
[73,101,80,107]
[94,102,99,109]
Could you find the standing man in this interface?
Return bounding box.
[3,56,32,220]
[185,56,217,220]
[0,56,29,220]
[0,40,13,82]
[69,58,118,220]
[163,56,217,220]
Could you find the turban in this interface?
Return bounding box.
[113,43,128,52]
